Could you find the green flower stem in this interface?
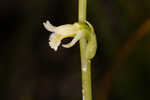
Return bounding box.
[78,0,92,100]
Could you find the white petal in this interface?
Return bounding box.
[43,20,55,32]
[62,31,83,48]
[55,24,76,35]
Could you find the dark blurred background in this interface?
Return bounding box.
[0,0,150,100]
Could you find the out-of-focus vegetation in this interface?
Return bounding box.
[0,0,150,100]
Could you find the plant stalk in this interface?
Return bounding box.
[78,0,92,100]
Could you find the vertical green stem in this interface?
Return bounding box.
[78,0,92,100]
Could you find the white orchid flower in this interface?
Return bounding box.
[43,20,88,51]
